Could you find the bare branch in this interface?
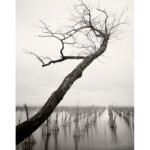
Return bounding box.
[24,49,51,66]
[27,0,128,67]
[24,49,85,67]
[42,55,85,67]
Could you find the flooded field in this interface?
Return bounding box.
[16,106,134,150]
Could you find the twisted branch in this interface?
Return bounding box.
[26,0,127,67]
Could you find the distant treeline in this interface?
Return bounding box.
[16,105,133,112]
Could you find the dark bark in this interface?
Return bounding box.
[16,37,108,145]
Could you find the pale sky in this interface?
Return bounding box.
[16,0,134,106]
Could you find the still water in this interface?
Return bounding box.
[16,108,134,150]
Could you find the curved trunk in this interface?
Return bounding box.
[16,38,108,145]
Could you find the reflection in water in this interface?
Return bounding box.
[68,115,72,127]
[86,127,89,137]
[110,128,117,144]
[44,134,50,150]
[53,113,59,131]
[73,112,80,137]
[131,116,134,131]
[68,123,71,136]
[63,126,67,138]
[74,136,80,150]
[21,105,35,150]
[42,119,51,138]
[85,125,89,145]
[53,130,59,150]
[124,115,130,127]
[22,136,35,150]
[93,121,98,136]
[123,113,134,134]
[16,107,134,150]
[104,121,107,146]
[85,117,89,137]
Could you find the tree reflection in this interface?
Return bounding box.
[22,135,35,150]
[110,128,117,144]
[63,126,67,138]
[44,134,50,150]
[74,136,80,150]
[53,130,59,150]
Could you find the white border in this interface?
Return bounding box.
[0,0,15,149]
[0,0,150,149]
[135,0,150,150]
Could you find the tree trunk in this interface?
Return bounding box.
[16,38,108,145]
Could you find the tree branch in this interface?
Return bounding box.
[24,49,85,67]
[27,0,127,67]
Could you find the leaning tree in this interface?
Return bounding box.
[16,1,127,144]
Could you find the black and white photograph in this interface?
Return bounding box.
[16,0,134,150]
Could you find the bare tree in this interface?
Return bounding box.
[16,1,127,145]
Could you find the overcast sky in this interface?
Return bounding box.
[16,0,133,106]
